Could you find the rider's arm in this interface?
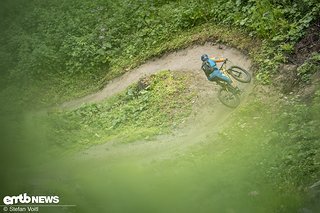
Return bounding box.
[209,56,226,63]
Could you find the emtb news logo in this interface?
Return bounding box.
[3,193,59,205]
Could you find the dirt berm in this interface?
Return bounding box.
[61,42,252,110]
[63,42,253,162]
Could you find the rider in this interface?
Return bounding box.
[201,54,233,85]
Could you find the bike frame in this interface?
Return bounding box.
[219,60,243,79]
[218,60,227,71]
[218,60,233,83]
[215,64,232,90]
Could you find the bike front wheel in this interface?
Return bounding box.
[218,86,240,108]
[227,66,251,83]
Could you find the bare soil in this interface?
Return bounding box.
[63,43,253,162]
[61,42,251,109]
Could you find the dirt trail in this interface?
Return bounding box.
[27,44,308,213]
[61,42,251,109]
[64,43,253,162]
[28,44,261,212]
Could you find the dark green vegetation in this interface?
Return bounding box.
[297,53,320,83]
[1,0,320,105]
[1,0,320,212]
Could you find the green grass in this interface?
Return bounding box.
[1,1,320,211]
[2,72,320,213]
[1,0,319,108]
[13,86,315,213]
[109,23,258,77]
[2,22,257,110]
[210,86,320,190]
[46,70,197,151]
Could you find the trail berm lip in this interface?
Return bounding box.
[60,42,252,110]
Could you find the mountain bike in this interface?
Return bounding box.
[214,59,251,108]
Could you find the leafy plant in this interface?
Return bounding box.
[297,53,320,83]
[1,0,319,103]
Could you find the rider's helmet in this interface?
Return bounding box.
[201,54,209,61]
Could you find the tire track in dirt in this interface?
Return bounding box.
[65,42,253,162]
[61,42,251,109]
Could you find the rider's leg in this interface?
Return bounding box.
[213,70,234,85]
[210,70,240,93]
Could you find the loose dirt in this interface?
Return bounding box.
[22,43,308,213]
[65,42,253,162]
[61,42,251,109]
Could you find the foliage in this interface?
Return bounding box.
[1,1,320,209]
[253,42,285,84]
[207,89,320,188]
[268,90,320,186]
[48,71,196,148]
[1,0,319,187]
[1,0,320,103]
[297,53,320,83]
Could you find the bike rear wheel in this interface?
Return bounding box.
[218,86,240,108]
[227,66,251,83]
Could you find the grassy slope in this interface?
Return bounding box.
[1,0,319,108]
[37,66,320,212]
[45,71,197,151]
[17,23,258,108]
[1,1,320,212]
[14,85,319,213]
[30,18,320,194]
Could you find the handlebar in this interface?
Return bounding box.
[219,59,227,70]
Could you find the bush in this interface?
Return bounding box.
[1,0,319,100]
[297,53,320,83]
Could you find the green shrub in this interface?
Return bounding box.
[1,0,319,101]
[297,53,320,83]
